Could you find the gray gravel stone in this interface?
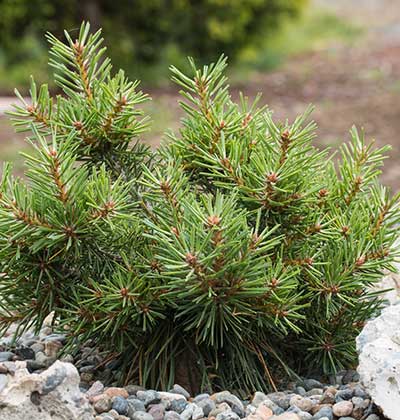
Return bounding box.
[216,411,240,420]
[196,397,216,416]
[303,379,324,391]
[192,404,204,420]
[164,412,182,420]
[251,391,268,408]
[170,384,190,399]
[112,396,129,415]
[180,403,194,420]
[305,388,323,397]
[94,395,112,414]
[125,384,145,395]
[193,393,209,403]
[132,411,154,420]
[127,397,146,414]
[335,389,353,402]
[214,392,245,417]
[313,406,333,420]
[267,392,291,410]
[295,387,307,396]
[169,398,188,413]
[365,415,380,420]
[0,374,8,392]
[148,403,165,420]
[0,352,15,362]
[136,390,160,406]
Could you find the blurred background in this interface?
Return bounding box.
[0,0,399,190]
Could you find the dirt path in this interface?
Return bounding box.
[244,0,400,190]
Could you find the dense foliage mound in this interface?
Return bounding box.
[0,23,399,395]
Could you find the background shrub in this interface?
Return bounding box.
[0,0,307,88]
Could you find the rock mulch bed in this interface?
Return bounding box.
[0,320,388,420]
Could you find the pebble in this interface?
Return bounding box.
[216,411,240,420]
[196,397,215,416]
[332,401,353,417]
[192,404,204,420]
[14,347,35,360]
[0,351,15,362]
[169,398,188,413]
[303,379,324,391]
[255,403,273,419]
[137,390,160,406]
[164,412,182,420]
[127,397,146,413]
[252,392,268,408]
[132,411,154,420]
[126,384,145,395]
[289,395,314,412]
[0,322,386,420]
[313,406,333,420]
[181,403,194,420]
[93,395,112,414]
[105,387,129,399]
[170,384,190,399]
[268,392,291,410]
[335,389,353,402]
[214,391,245,416]
[87,380,105,399]
[112,396,129,415]
[0,374,8,392]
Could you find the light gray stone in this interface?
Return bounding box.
[0,360,94,419]
[357,304,400,420]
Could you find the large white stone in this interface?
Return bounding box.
[0,360,94,419]
[357,304,400,420]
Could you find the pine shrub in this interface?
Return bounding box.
[0,23,399,395]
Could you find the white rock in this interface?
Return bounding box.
[0,360,94,419]
[372,264,400,305]
[357,304,400,420]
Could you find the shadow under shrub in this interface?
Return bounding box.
[0,22,399,396]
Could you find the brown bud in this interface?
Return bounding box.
[207,215,221,227]
[281,129,290,141]
[270,278,279,288]
[185,252,197,266]
[171,227,179,237]
[220,120,226,129]
[120,287,129,297]
[73,121,83,130]
[355,255,366,266]
[341,225,350,236]
[49,148,57,157]
[26,105,35,114]
[266,173,278,183]
[318,189,328,198]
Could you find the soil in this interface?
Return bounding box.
[1,0,400,190]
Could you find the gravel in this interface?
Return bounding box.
[0,319,389,420]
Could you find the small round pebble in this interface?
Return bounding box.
[112,396,129,415]
[164,412,182,420]
[93,395,112,414]
[333,401,353,417]
[132,411,154,420]
[313,406,333,420]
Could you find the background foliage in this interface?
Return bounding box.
[0,0,307,89]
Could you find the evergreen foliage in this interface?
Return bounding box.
[0,23,399,395]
